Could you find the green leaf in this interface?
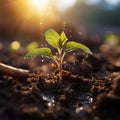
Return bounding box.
[26,41,39,51]
[59,31,67,48]
[58,39,63,49]
[66,41,92,54]
[24,48,53,59]
[45,29,60,48]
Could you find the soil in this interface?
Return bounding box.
[0,26,120,120]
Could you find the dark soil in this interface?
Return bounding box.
[0,27,120,120]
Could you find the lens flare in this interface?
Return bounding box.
[56,0,77,12]
[29,0,49,12]
[11,41,21,50]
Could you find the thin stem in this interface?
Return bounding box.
[58,55,62,87]
[57,49,66,87]
[53,56,59,67]
[55,48,61,87]
[53,48,66,87]
[61,51,66,62]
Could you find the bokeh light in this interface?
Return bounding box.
[56,0,77,12]
[29,0,49,12]
[11,41,21,51]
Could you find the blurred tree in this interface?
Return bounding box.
[63,0,120,26]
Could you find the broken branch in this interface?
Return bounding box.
[0,62,29,80]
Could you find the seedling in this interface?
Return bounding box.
[24,29,92,87]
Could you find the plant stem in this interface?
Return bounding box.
[57,49,66,87]
[53,49,66,87]
[58,56,62,87]
[56,48,61,87]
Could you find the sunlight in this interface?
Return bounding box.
[29,0,49,12]
[56,0,77,12]
[26,0,77,15]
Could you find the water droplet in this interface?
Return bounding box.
[75,107,83,113]
[89,98,93,103]
[51,99,55,103]
[62,22,66,31]
[47,102,52,107]
[41,44,44,47]
[42,96,47,101]
[69,29,71,32]
[40,22,43,25]
[41,60,44,62]
[73,53,76,56]
[79,32,82,35]
[70,35,72,38]
[41,94,55,107]
[82,59,85,62]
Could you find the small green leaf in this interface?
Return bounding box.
[45,29,60,48]
[58,39,63,49]
[66,41,92,54]
[60,31,67,48]
[24,48,53,59]
[26,41,39,51]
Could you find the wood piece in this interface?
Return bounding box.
[0,62,29,80]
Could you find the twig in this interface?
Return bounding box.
[0,62,29,80]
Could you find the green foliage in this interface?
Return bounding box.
[45,29,67,49]
[26,41,39,51]
[24,48,53,59]
[66,41,92,54]
[25,29,92,87]
[45,29,60,48]
[68,2,120,25]
[105,32,120,46]
[59,31,67,48]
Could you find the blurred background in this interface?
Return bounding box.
[0,0,120,70]
[1,0,120,38]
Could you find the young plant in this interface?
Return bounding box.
[24,29,92,87]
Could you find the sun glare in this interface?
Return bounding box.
[56,0,77,12]
[29,0,49,12]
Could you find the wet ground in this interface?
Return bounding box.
[0,26,120,120]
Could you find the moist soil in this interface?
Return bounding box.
[0,30,120,120]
